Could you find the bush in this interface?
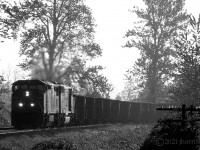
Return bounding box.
[31,138,76,150]
[0,145,10,150]
[140,116,199,150]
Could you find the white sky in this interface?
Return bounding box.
[0,0,200,98]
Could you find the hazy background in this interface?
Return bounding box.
[0,0,199,98]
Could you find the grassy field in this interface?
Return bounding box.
[0,123,153,150]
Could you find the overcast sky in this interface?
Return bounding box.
[0,0,200,98]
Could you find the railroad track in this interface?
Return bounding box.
[0,124,112,139]
[0,127,14,130]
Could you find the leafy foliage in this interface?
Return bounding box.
[0,75,9,94]
[0,0,101,77]
[169,15,200,105]
[73,65,113,98]
[117,75,139,101]
[124,0,189,102]
[0,75,11,126]
[0,0,112,97]
[0,145,9,150]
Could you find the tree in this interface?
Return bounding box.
[0,75,9,97]
[0,0,112,97]
[115,95,122,101]
[0,75,10,111]
[169,15,200,105]
[0,75,11,126]
[124,0,189,102]
[0,0,101,81]
[118,72,140,101]
[76,65,113,98]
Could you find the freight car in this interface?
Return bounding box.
[72,95,164,124]
[11,79,172,129]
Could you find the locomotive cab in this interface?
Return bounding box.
[11,80,46,129]
[11,80,73,129]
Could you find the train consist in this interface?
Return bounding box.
[11,79,170,129]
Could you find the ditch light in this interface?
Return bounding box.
[30,103,35,107]
[18,103,23,107]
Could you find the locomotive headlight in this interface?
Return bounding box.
[30,103,35,107]
[18,103,23,107]
[26,91,29,97]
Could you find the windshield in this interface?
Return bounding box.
[13,84,45,92]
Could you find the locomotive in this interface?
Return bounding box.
[11,79,73,129]
[11,79,171,129]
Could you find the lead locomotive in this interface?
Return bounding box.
[11,79,73,129]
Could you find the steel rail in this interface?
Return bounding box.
[0,124,113,139]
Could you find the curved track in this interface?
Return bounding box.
[0,124,112,139]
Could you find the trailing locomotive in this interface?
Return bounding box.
[11,79,172,129]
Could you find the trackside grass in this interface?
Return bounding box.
[0,124,153,150]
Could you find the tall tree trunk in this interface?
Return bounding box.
[149,61,157,103]
[47,45,55,81]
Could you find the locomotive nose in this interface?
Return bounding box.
[18,102,35,107]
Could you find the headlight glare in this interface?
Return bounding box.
[19,103,23,107]
[30,103,35,107]
[26,91,29,97]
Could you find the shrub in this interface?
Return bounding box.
[0,145,10,150]
[140,115,199,150]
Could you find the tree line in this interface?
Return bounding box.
[119,0,200,105]
[0,0,199,106]
[0,0,113,98]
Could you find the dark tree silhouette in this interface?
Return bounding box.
[1,0,100,80]
[0,75,9,96]
[170,15,200,105]
[124,0,189,102]
[0,0,113,97]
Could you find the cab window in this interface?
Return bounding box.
[13,85,20,91]
[21,85,27,89]
[30,85,36,89]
